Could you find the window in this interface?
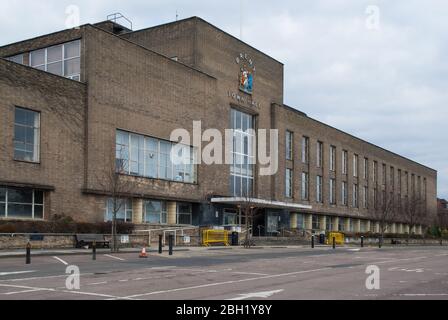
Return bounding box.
[360,220,367,232]
[342,181,347,206]
[329,178,336,205]
[363,186,369,209]
[6,54,24,64]
[312,215,319,230]
[364,158,368,179]
[285,169,293,198]
[338,218,345,231]
[353,184,359,208]
[116,130,197,184]
[105,198,132,222]
[349,218,354,232]
[405,172,409,194]
[398,169,402,193]
[373,161,378,183]
[286,131,293,160]
[317,141,323,168]
[316,176,323,203]
[374,188,378,208]
[343,151,348,174]
[223,209,238,225]
[14,107,40,162]
[418,176,422,199]
[390,167,395,189]
[302,136,309,164]
[301,172,309,200]
[297,214,305,229]
[353,154,358,177]
[0,187,44,219]
[330,146,336,171]
[327,216,333,231]
[30,40,81,81]
[230,109,255,197]
[382,164,387,185]
[144,200,167,224]
[177,203,192,225]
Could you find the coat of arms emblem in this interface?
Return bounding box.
[236,53,255,95]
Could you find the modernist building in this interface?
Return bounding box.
[0,17,437,235]
[437,199,448,229]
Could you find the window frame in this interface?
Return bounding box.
[317,141,323,168]
[0,188,44,220]
[330,145,336,172]
[301,172,309,201]
[286,130,293,161]
[316,175,323,203]
[14,106,41,163]
[285,168,293,198]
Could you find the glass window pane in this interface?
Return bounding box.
[8,204,33,219]
[64,57,80,76]
[8,54,24,64]
[47,45,62,63]
[0,204,5,217]
[47,61,63,76]
[0,188,5,202]
[34,205,44,219]
[30,49,45,66]
[15,108,28,126]
[34,191,44,204]
[14,125,26,143]
[64,40,80,59]
[8,188,33,203]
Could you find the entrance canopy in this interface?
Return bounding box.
[211,197,312,211]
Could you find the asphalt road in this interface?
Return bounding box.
[0,246,447,300]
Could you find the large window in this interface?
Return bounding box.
[302,136,309,164]
[297,214,305,229]
[312,215,319,230]
[286,130,293,161]
[177,203,192,225]
[342,181,348,206]
[285,169,293,198]
[301,172,309,200]
[14,107,40,162]
[144,200,167,224]
[0,187,44,220]
[330,146,336,171]
[364,158,369,180]
[116,130,197,184]
[373,161,378,183]
[353,154,358,177]
[30,40,81,81]
[363,186,369,209]
[353,184,359,208]
[105,198,133,222]
[330,178,336,205]
[6,54,24,64]
[317,141,323,168]
[316,175,323,203]
[342,150,348,174]
[230,109,255,197]
[338,218,345,231]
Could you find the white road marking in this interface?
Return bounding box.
[348,249,361,252]
[53,256,69,265]
[231,272,270,276]
[399,293,448,297]
[88,282,107,286]
[104,254,125,261]
[0,271,36,277]
[4,288,47,295]
[228,289,284,300]
[0,273,94,282]
[435,254,448,257]
[375,256,428,264]
[123,267,332,299]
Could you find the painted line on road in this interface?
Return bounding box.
[0,271,36,277]
[88,282,108,286]
[374,256,428,265]
[104,254,125,261]
[123,267,332,299]
[231,272,270,276]
[0,273,94,282]
[53,256,69,265]
[4,288,47,295]
[398,293,448,297]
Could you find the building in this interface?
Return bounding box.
[0,17,437,236]
[437,199,448,228]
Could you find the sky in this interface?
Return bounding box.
[1,0,447,198]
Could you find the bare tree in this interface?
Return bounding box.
[372,188,398,246]
[403,194,427,240]
[239,190,261,248]
[96,153,135,253]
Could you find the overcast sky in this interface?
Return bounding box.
[1,0,447,198]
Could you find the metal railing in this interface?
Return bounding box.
[135,226,199,246]
[106,13,133,30]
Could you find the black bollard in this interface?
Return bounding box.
[92,241,97,261]
[26,242,31,265]
[169,235,174,256]
[311,235,315,249]
[379,236,382,249]
[159,234,163,254]
[441,239,443,246]
[333,237,336,249]
[361,236,364,248]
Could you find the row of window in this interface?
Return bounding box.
[0,187,44,220]
[6,40,81,81]
[285,132,427,198]
[116,130,197,184]
[104,199,193,224]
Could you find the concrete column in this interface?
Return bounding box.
[333,217,339,232]
[366,220,371,233]
[354,219,361,232]
[290,213,298,229]
[417,225,423,235]
[345,218,351,232]
[411,225,416,234]
[305,214,313,230]
[167,201,177,225]
[404,224,410,234]
[132,198,143,224]
[390,223,396,234]
[375,222,380,233]
[319,216,327,231]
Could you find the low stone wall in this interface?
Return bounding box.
[0,234,75,250]
[345,236,445,246]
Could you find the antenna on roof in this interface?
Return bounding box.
[107,13,133,30]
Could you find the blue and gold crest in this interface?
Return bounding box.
[236,53,255,95]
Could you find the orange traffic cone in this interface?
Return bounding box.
[139,247,148,258]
